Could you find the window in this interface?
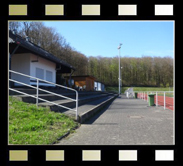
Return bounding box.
[46,70,53,82]
[36,68,44,79]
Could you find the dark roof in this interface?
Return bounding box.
[9,30,75,72]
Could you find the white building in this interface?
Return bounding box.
[94,81,105,91]
[9,30,75,87]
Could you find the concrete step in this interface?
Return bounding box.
[9,87,118,123]
[9,87,102,95]
[65,94,119,123]
[38,93,112,112]
[9,89,104,104]
[9,87,56,95]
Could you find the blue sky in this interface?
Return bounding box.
[44,21,174,58]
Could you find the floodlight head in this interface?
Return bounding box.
[118,43,122,49]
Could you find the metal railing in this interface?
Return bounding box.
[134,91,174,110]
[9,70,79,120]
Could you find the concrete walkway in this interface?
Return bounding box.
[56,94,174,145]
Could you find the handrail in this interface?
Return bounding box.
[38,88,76,101]
[10,70,77,92]
[9,70,78,120]
[9,87,75,111]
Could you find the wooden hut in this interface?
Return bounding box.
[65,75,96,91]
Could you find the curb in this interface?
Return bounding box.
[79,94,118,123]
[52,125,80,144]
[52,94,118,143]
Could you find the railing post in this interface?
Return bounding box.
[145,92,146,101]
[144,92,145,101]
[36,79,39,107]
[156,91,158,107]
[76,91,78,121]
[142,92,143,100]
[147,92,148,102]
[164,92,166,110]
[143,92,144,100]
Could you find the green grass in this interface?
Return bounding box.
[9,96,79,145]
[106,86,174,93]
[132,87,173,92]
[106,87,128,93]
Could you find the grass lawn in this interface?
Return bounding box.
[9,96,79,145]
[132,87,173,92]
[106,86,173,93]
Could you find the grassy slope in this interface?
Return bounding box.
[9,96,79,145]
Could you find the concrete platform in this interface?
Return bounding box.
[65,94,118,123]
[56,94,174,145]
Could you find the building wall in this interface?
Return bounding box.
[30,54,56,86]
[66,76,95,91]
[86,77,94,91]
[94,82,101,91]
[73,77,86,87]
[94,82,105,91]
[101,84,105,91]
[11,53,30,86]
[11,53,56,87]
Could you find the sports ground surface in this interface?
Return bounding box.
[137,93,174,110]
[57,94,174,145]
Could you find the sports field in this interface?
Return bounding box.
[106,86,174,111]
[106,86,173,94]
[137,92,174,111]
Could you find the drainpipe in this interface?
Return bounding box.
[9,42,20,87]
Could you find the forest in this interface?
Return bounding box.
[9,22,174,87]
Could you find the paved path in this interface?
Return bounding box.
[56,94,174,145]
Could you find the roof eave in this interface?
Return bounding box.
[9,30,75,71]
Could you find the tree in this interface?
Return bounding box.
[9,22,21,32]
[9,21,173,87]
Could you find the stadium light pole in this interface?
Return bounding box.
[118,43,122,95]
[121,66,123,93]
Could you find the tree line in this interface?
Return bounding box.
[9,22,173,87]
[87,56,173,87]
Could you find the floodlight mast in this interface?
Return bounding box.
[118,43,122,95]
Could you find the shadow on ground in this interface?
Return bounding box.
[83,99,116,125]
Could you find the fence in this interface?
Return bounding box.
[9,70,79,120]
[135,91,174,111]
